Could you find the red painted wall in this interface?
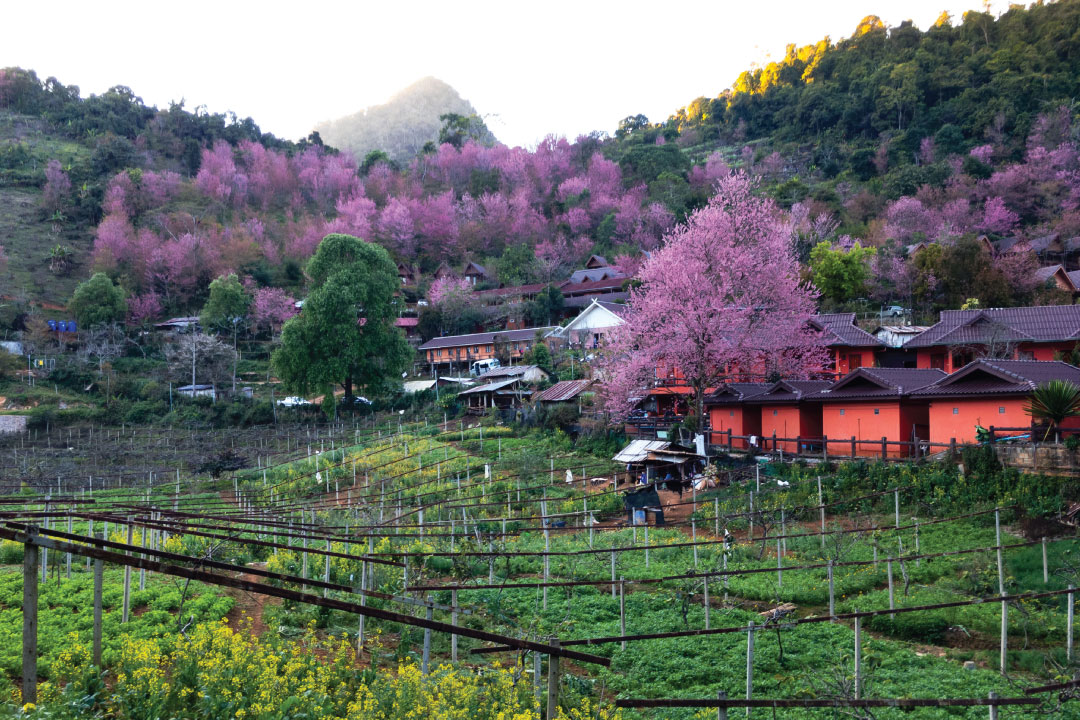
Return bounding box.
[819,401,929,457]
[759,405,822,452]
[709,406,761,448]
[834,348,877,377]
[927,397,1029,445]
[916,342,1078,372]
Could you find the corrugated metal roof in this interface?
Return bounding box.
[459,378,522,395]
[477,365,543,379]
[905,306,1080,348]
[418,327,555,350]
[911,359,1080,398]
[535,379,593,402]
[613,439,669,463]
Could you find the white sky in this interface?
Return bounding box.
[4,0,1013,148]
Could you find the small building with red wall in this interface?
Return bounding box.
[747,380,833,453]
[911,359,1080,445]
[705,383,769,449]
[810,313,885,377]
[905,306,1080,373]
[805,367,945,457]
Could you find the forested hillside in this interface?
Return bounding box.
[3,0,1080,333]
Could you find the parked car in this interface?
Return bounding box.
[470,358,501,376]
[882,305,909,318]
[277,396,312,407]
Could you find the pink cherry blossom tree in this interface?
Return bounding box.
[251,287,297,335]
[601,172,827,428]
[42,160,71,214]
[127,292,163,327]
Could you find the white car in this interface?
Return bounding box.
[277,396,313,407]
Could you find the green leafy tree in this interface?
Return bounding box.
[525,285,564,327]
[808,241,877,304]
[272,234,411,401]
[69,273,127,328]
[494,244,538,287]
[199,274,250,331]
[1026,380,1080,442]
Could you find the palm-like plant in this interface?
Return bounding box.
[1025,380,1080,442]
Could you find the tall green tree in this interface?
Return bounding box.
[199,274,250,331]
[272,234,411,400]
[69,273,127,328]
[808,241,876,304]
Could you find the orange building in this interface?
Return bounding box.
[705,383,769,448]
[906,306,1080,373]
[747,380,833,453]
[911,359,1080,445]
[810,313,884,377]
[806,367,945,457]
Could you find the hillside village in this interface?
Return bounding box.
[7,2,1080,719]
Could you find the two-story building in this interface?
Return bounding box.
[418,327,555,371]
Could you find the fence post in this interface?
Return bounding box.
[828,560,835,621]
[851,436,856,458]
[854,610,862,700]
[122,521,133,624]
[988,691,998,720]
[422,600,433,675]
[22,529,38,705]
[822,434,828,462]
[887,557,895,618]
[644,525,649,568]
[704,575,710,629]
[1043,537,1049,584]
[546,637,561,720]
[1068,585,1075,663]
[451,588,458,663]
[692,520,698,568]
[950,438,957,460]
[818,476,825,550]
[619,577,626,651]
[93,558,103,667]
[745,621,755,719]
[717,689,728,720]
[1000,594,1008,676]
[776,537,782,587]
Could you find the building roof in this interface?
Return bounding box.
[535,379,594,402]
[418,327,555,351]
[585,254,609,269]
[474,283,547,298]
[1068,270,1080,288]
[810,313,884,348]
[911,359,1080,398]
[1034,265,1075,291]
[805,367,946,401]
[745,380,834,404]
[613,439,670,463]
[904,306,1080,349]
[596,300,630,317]
[464,261,490,277]
[559,277,628,295]
[477,364,545,380]
[704,383,771,405]
[564,292,629,308]
[458,377,522,396]
[394,317,419,327]
[547,298,629,338]
[567,267,625,284]
[403,379,437,393]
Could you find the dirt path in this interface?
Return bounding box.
[224,562,281,636]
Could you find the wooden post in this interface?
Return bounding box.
[611,550,617,598]
[22,531,38,705]
[1000,594,1008,675]
[422,601,433,674]
[1043,537,1049,584]
[533,649,542,709]
[692,520,698,568]
[619,577,626,651]
[92,557,103,667]
[989,691,999,720]
[122,521,133,624]
[65,514,72,580]
[714,498,720,536]
[828,560,835,620]
[851,435,856,458]
[887,557,895,617]
[1068,585,1075,663]
[745,621,755,719]
[881,436,888,460]
[704,576,710,629]
[717,690,728,720]
[324,541,331,599]
[546,637,561,719]
[818,476,825,550]
[894,489,900,529]
[451,588,458,663]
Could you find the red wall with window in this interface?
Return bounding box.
[759,405,822,452]
[709,406,761,448]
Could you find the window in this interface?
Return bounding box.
[873,408,879,415]
[773,409,778,416]
[953,407,959,415]
[930,354,946,370]
[849,354,863,370]
[999,407,1006,414]
[839,409,845,416]
[729,410,735,417]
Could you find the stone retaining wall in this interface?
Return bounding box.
[0,415,28,434]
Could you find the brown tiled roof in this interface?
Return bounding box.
[745,380,834,404]
[559,277,628,295]
[564,292,629,308]
[704,383,771,405]
[474,283,547,298]
[418,327,555,351]
[810,313,884,348]
[904,306,1080,349]
[911,359,1080,398]
[535,379,594,402]
[805,368,946,401]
